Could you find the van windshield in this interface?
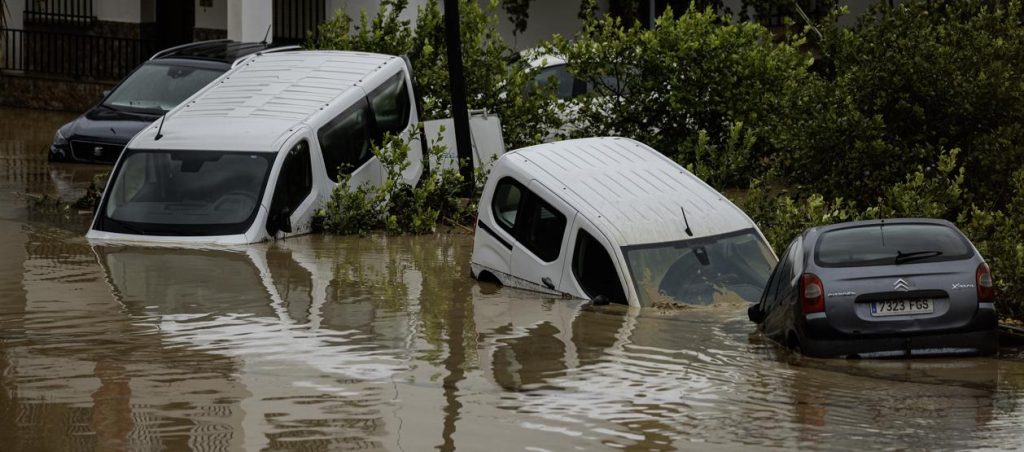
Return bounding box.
[96,149,274,236]
[623,230,776,307]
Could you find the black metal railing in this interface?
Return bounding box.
[1,28,154,81]
[24,0,96,25]
[273,0,324,45]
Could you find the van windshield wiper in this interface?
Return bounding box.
[895,250,943,264]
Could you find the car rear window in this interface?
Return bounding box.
[815,223,974,267]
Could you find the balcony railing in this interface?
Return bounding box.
[24,0,97,25]
[1,28,154,81]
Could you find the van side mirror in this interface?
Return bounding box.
[747,304,764,324]
[592,295,610,306]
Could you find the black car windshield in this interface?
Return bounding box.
[623,230,776,307]
[104,62,223,113]
[816,223,974,267]
[98,149,274,236]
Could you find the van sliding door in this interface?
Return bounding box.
[508,180,576,294]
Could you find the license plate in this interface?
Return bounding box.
[870,299,933,317]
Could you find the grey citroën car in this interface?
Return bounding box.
[748,218,998,358]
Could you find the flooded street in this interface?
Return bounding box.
[4,107,1024,451]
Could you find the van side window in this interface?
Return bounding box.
[572,229,626,303]
[516,193,566,262]
[492,178,523,232]
[317,98,373,182]
[267,140,312,234]
[367,72,411,138]
[490,177,567,262]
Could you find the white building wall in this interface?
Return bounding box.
[325,0,423,28]
[93,0,142,23]
[7,0,26,29]
[196,0,228,30]
[322,0,608,51]
[720,0,883,28]
[481,0,599,51]
[228,0,272,42]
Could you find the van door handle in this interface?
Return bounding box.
[542,277,555,290]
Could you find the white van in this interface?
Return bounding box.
[470,137,778,308]
[87,50,425,245]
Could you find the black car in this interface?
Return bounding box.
[49,40,294,164]
[748,218,998,358]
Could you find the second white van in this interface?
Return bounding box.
[471,137,778,308]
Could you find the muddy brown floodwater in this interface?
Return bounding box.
[3,107,1024,451]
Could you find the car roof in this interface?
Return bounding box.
[501,137,760,247]
[150,39,271,64]
[129,50,400,153]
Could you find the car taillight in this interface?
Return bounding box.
[800,273,825,314]
[976,263,995,303]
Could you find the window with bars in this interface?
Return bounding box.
[24,0,96,25]
[272,0,325,45]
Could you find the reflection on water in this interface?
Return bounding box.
[3,107,1024,450]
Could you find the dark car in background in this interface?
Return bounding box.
[49,40,294,164]
[748,218,998,358]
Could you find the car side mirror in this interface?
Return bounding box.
[279,206,292,233]
[747,304,764,324]
[102,90,111,98]
[592,295,610,306]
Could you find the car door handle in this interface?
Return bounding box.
[542,277,555,290]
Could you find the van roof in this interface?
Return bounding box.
[503,137,757,247]
[129,50,398,152]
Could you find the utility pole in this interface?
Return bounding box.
[443,0,475,196]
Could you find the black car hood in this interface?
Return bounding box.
[65,106,161,144]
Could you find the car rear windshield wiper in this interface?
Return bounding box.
[895,250,943,264]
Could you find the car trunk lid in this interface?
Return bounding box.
[816,259,981,335]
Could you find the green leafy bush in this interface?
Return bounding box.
[962,171,1024,320]
[549,5,815,187]
[783,0,1024,207]
[315,128,473,235]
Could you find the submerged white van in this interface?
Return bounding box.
[471,137,778,308]
[87,50,424,245]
